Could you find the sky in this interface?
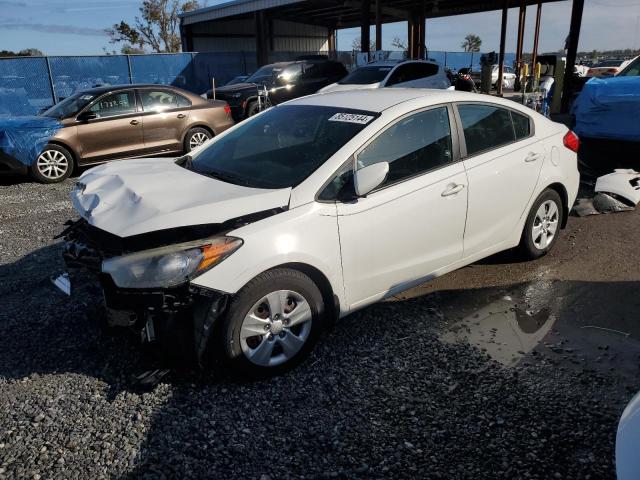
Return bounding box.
[0,0,639,56]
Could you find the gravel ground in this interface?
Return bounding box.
[0,174,638,479]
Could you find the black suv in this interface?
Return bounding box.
[206,58,347,122]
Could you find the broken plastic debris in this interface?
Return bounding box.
[595,169,640,206]
[592,192,634,214]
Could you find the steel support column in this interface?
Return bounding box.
[514,0,527,91]
[561,0,585,112]
[361,0,371,53]
[256,10,268,67]
[497,0,508,96]
[375,0,382,51]
[418,12,426,59]
[531,2,542,77]
[328,28,336,55]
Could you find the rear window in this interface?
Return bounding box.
[458,104,515,156]
[339,66,392,85]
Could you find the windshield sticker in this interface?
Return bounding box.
[80,95,94,100]
[329,113,375,125]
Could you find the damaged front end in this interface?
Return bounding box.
[57,219,235,367]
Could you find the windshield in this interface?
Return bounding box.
[245,65,278,84]
[618,57,640,77]
[41,92,96,119]
[338,66,392,85]
[596,60,623,68]
[190,105,378,189]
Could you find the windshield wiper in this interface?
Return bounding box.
[205,169,252,187]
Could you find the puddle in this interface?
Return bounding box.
[442,285,556,366]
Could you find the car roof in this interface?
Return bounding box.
[74,83,184,95]
[288,88,501,113]
[363,59,439,68]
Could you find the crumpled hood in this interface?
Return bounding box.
[71,158,291,238]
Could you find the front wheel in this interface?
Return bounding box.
[184,127,212,152]
[30,144,73,183]
[519,189,564,259]
[218,268,325,377]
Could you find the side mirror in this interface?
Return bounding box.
[354,162,389,197]
[77,111,97,122]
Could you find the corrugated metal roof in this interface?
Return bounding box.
[181,0,305,25]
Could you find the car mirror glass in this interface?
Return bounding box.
[354,162,389,197]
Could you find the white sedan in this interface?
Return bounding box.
[61,89,580,376]
[319,60,451,93]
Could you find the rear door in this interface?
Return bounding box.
[456,103,545,256]
[76,89,143,161]
[138,88,191,154]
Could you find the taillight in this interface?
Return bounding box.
[224,104,232,116]
[563,130,580,153]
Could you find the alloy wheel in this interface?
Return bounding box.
[532,200,559,249]
[36,150,69,181]
[240,290,312,367]
[189,132,210,149]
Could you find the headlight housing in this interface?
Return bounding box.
[102,236,243,289]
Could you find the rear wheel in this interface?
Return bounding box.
[184,127,212,152]
[519,189,563,259]
[218,268,325,377]
[246,100,260,118]
[30,144,73,183]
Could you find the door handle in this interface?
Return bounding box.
[441,183,465,197]
[177,113,186,119]
[130,119,139,125]
[525,152,541,162]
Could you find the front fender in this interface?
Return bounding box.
[190,202,347,314]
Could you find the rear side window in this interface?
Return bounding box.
[177,94,191,108]
[356,106,453,188]
[511,111,531,139]
[458,104,515,156]
[140,90,178,112]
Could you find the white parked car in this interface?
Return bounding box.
[587,59,628,77]
[319,60,450,93]
[470,64,517,89]
[60,89,580,376]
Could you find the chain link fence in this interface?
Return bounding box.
[0,50,516,117]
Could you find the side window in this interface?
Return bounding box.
[356,107,453,188]
[458,104,515,156]
[386,65,412,86]
[511,111,531,140]
[415,63,439,78]
[176,94,191,108]
[89,91,136,118]
[140,90,178,112]
[318,161,355,202]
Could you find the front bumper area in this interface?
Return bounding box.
[60,219,229,367]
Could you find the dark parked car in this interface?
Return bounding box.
[206,58,348,121]
[0,84,234,183]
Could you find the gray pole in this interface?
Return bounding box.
[45,56,57,104]
[126,55,133,84]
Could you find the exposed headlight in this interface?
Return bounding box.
[102,236,243,289]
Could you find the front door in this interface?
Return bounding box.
[456,103,545,256]
[76,90,143,161]
[138,89,191,153]
[335,105,468,308]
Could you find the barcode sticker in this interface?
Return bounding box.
[328,113,375,125]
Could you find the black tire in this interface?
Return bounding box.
[519,189,564,260]
[218,268,326,377]
[184,127,212,152]
[246,100,260,118]
[29,144,73,184]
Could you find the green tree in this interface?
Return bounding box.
[107,0,202,53]
[461,34,482,53]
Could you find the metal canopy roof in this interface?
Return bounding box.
[181,0,564,27]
